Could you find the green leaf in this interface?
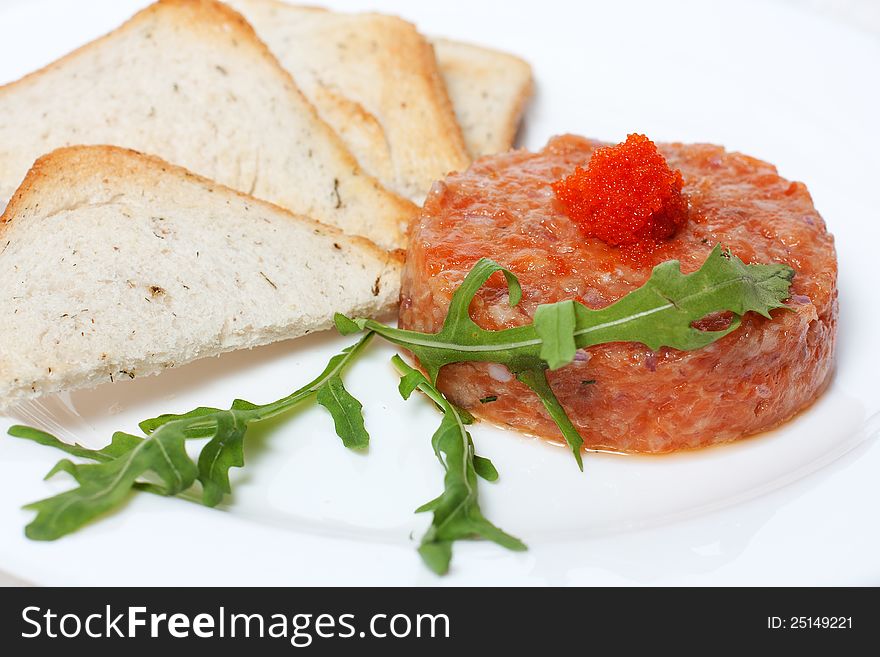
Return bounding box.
[418,541,454,576]
[333,312,362,336]
[533,300,577,370]
[517,369,584,470]
[139,406,222,438]
[564,246,794,352]
[24,428,199,540]
[341,245,794,466]
[11,428,177,498]
[11,333,375,539]
[143,333,374,506]
[398,368,424,400]
[473,455,499,482]
[392,356,526,575]
[8,426,144,462]
[196,412,247,507]
[348,246,793,373]
[316,375,369,450]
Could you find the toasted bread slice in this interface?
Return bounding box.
[0,145,402,406]
[433,38,533,158]
[226,0,470,202]
[0,0,414,249]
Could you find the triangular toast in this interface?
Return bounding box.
[0,145,401,405]
[0,0,414,249]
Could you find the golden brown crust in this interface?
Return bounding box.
[397,20,470,169]
[364,14,470,187]
[434,38,534,157]
[0,0,416,245]
[498,72,534,154]
[0,0,264,94]
[231,0,469,198]
[0,144,400,266]
[371,13,470,183]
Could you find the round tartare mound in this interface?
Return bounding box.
[399,135,838,454]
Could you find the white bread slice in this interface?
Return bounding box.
[226,0,471,203]
[0,145,402,407]
[433,38,534,158]
[0,0,414,249]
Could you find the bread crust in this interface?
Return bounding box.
[433,38,534,157]
[0,143,403,405]
[1,1,270,94]
[0,144,403,268]
[0,0,416,248]
[227,0,471,202]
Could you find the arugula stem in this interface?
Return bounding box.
[391,355,526,574]
[391,355,446,409]
[10,332,376,539]
[516,369,584,471]
[362,321,539,354]
[344,247,794,469]
[357,274,763,360]
[245,331,375,420]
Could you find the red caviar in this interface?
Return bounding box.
[552,133,688,254]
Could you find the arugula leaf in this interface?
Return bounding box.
[23,428,198,540]
[10,333,374,539]
[341,245,794,467]
[534,301,577,370]
[9,426,144,462]
[316,376,369,450]
[392,355,526,575]
[7,427,171,497]
[472,455,499,482]
[143,335,373,506]
[516,369,585,469]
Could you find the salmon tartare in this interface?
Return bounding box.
[399,134,837,453]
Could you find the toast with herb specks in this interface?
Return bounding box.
[0,145,402,407]
[0,0,414,249]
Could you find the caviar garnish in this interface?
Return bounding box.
[552,133,688,254]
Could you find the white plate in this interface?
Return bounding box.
[0,0,878,586]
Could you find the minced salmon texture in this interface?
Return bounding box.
[399,134,838,453]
